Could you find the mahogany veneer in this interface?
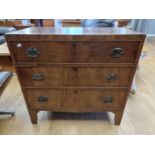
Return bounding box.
[6,27,145,125]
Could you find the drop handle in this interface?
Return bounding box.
[102,96,113,103]
[26,47,40,57]
[111,48,124,57]
[106,73,119,81]
[32,73,44,80]
[38,96,48,103]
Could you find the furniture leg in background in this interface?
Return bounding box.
[0,69,15,117]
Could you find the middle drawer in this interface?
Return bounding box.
[17,66,132,87]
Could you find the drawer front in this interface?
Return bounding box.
[18,66,132,87]
[63,66,132,87]
[24,89,62,110]
[10,41,72,63]
[24,89,126,110]
[62,89,126,109]
[10,41,140,63]
[18,67,63,87]
[73,41,140,63]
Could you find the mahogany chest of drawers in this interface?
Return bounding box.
[6,27,145,125]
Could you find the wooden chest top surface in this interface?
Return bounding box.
[6,27,146,41]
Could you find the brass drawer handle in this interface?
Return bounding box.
[106,73,119,81]
[38,96,48,103]
[26,47,40,57]
[111,48,124,57]
[103,96,113,103]
[32,73,44,80]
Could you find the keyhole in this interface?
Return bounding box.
[73,43,76,47]
[74,90,78,94]
[73,67,77,72]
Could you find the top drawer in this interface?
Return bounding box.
[10,41,140,63]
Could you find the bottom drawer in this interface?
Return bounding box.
[24,89,62,110]
[62,89,127,109]
[24,89,127,110]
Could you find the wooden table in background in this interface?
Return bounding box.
[0,43,14,72]
[0,20,21,27]
[0,43,10,56]
[116,19,131,27]
[62,19,81,27]
[13,24,35,30]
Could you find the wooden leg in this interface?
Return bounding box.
[114,110,124,125]
[29,110,38,124]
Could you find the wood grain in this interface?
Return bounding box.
[5,27,145,41]
[24,88,127,111]
[10,41,140,63]
[24,89,62,110]
[17,66,132,87]
[5,27,145,125]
